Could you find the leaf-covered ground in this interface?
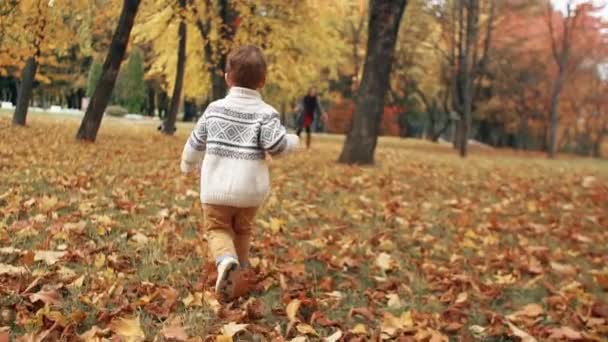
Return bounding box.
[1,115,607,341]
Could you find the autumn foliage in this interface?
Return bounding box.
[327,99,402,137]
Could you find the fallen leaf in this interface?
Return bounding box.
[324,329,342,342]
[507,322,537,342]
[455,292,468,304]
[595,274,608,290]
[269,217,283,233]
[375,252,397,272]
[34,250,66,266]
[79,326,111,341]
[550,262,577,276]
[39,196,58,212]
[296,323,318,336]
[161,318,188,341]
[386,293,403,308]
[290,337,307,342]
[350,324,368,335]
[221,322,248,337]
[591,301,608,318]
[67,275,85,289]
[286,299,301,322]
[547,326,583,340]
[381,311,415,336]
[130,232,149,245]
[443,322,463,332]
[0,263,28,276]
[507,303,544,321]
[63,221,86,233]
[349,307,375,321]
[29,288,61,306]
[109,316,145,341]
[468,325,487,339]
[582,176,596,188]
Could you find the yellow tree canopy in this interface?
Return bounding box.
[132,0,348,108]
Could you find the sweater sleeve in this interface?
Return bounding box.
[180,113,207,173]
[260,113,299,157]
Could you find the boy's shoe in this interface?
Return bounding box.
[215,258,239,301]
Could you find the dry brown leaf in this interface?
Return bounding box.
[455,292,468,304]
[375,252,397,272]
[386,293,403,308]
[0,263,27,276]
[79,326,111,341]
[550,262,577,276]
[507,303,544,321]
[33,250,66,266]
[507,322,537,342]
[324,329,342,342]
[29,288,61,306]
[161,318,188,341]
[109,316,145,341]
[220,322,248,337]
[547,326,583,340]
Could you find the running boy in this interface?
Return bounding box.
[180,45,299,300]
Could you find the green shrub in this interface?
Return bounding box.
[105,105,128,117]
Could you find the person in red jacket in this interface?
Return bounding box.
[296,87,327,149]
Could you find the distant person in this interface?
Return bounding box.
[180,45,300,301]
[296,87,328,149]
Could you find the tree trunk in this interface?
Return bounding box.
[163,0,187,135]
[338,0,407,165]
[13,57,38,126]
[547,69,565,158]
[457,0,479,158]
[183,100,197,122]
[76,0,141,142]
[146,84,155,116]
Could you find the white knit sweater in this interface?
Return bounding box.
[180,87,299,207]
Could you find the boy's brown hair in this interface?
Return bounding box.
[226,45,267,89]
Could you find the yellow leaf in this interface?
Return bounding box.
[109,316,145,341]
[203,291,221,314]
[400,310,414,328]
[270,217,283,233]
[296,323,318,336]
[94,254,106,268]
[286,299,301,322]
[39,196,58,212]
[350,324,368,335]
[215,335,233,342]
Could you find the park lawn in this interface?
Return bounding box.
[0,114,607,341]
